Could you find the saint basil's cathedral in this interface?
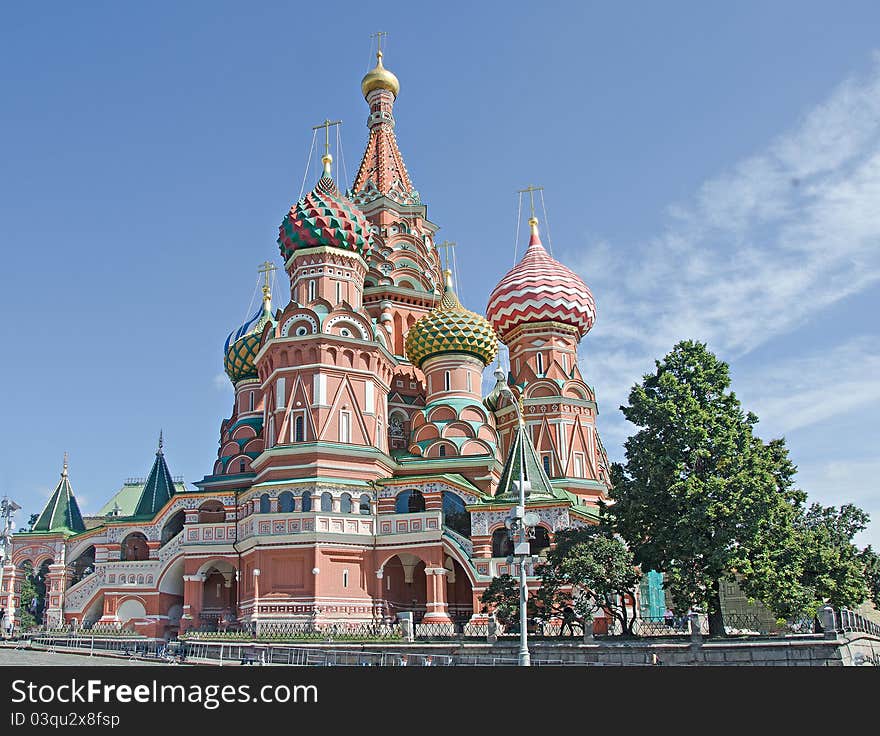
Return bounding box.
[3,50,613,637]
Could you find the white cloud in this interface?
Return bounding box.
[795,457,880,549]
[213,373,230,391]
[572,55,880,461]
[741,337,880,436]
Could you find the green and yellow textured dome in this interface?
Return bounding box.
[224,287,274,384]
[405,271,499,368]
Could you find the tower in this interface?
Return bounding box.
[486,216,610,507]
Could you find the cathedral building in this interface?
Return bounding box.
[3,50,611,637]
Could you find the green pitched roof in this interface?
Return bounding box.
[133,434,178,518]
[98,480,186,518]
[495,422,560,501]
[32,458,85,534]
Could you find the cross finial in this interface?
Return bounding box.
[62,452,69,477]
[435,241,456,274]
[258,260,276,295]
[312,119,343,159]
[158,429,164,455]
[517,185,544,220]
[371,30,388,57]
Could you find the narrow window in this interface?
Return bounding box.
[343,569,349,588]
[444,371,451,391]
[438,445,446,458]
[574,453,585,478]
[562,353,568,373]
[248,391,255,412]
[301,491,312,512]
[239,460,246,474]
[336,281,342,304]
[339,411,351,443]
[295,415,304,442]
[542,454,551,475]
[536,352,544,375]
[466,371,472,393]
[308,280,316,302]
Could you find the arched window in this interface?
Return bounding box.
[491,528,513,558]
[530,526,552,556]
[308,280,316,302]
[438,445,446,457]
[320,492,333,512]
[294,416,304,442]
[542,455,551,476]
[198,500,225,524]
[259,493,271,514]
[359,494,371,515]
[444,371,451,391]
[395,489,425,514]
[442,491,470,538]
[536,352,544,374]
[301,491,312,512]
[161,509,186,544]
[340,493,352,514]
[121,532,149,562]
[278,491,294,513]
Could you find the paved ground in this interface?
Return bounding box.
[0,647,171,666]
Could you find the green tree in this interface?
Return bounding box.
[742,504,870,621]
[479,574,530,629]
[609,340,803,637]
[862,546,880,610]
[16,562,41,630]
[538,527,642,636]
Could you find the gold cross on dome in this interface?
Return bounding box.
[371,30,388,55]
[312,119,343,157]
[258,260,277,295]
[517,184,544,219]
[435,240,456,272]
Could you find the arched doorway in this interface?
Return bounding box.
[381,554,427,622]
[445,557,474,625]
[197,560,237,631]
[17,559,51,630]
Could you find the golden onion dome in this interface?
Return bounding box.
[405,271,499,368]
[361,50,400,98]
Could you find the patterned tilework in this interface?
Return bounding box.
[486,223,596,340]
[404,286,498,368]
[278,175,371,261]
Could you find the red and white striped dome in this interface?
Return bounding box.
[486,218,596,341]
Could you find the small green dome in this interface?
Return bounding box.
[405,271,498,368]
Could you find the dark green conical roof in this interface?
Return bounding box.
[32,456,86,534]
[496,421,559,500]
[133,432,177,518]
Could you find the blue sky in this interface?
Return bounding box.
[1,2,878,547]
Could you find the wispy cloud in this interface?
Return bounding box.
[213,373,230,392]
[741,337,880,436]
[795,457,880,548]
[572,54,880,455]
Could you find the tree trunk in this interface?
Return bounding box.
[707,579,725,637]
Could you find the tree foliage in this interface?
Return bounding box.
[739,503,871,619]
[608,340,804,636]
[479,574,525,629]
[538,527,641,635]
[863,546,880,610]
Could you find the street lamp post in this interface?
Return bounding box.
[495,368,532,667]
